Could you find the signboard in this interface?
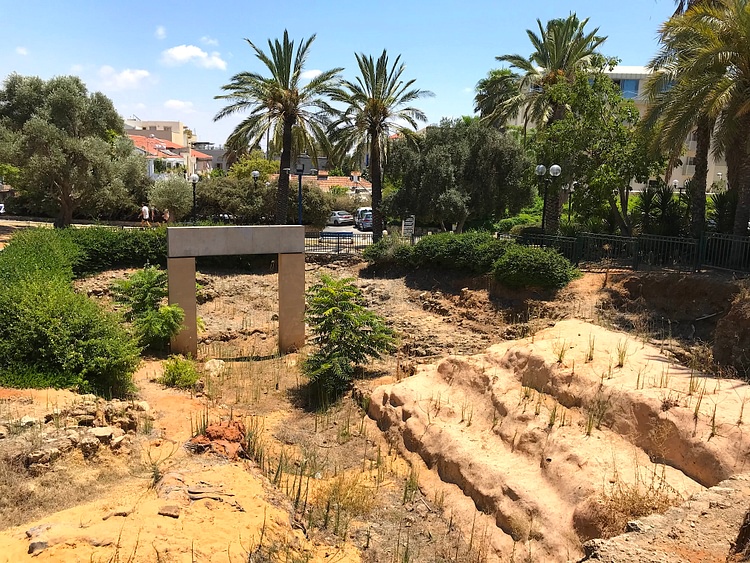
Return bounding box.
[401,215,415,237]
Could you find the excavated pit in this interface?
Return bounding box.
[369,319,750,561]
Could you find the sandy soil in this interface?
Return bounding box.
[0,253,749,562]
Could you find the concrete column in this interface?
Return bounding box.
[278,253,305,353]
[168,257,197,357]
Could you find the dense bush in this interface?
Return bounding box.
[0,228,140,396]
[0,278,140,396]
[492,245,579,290]
[0,228,79,284]
[159,355,200,389]
[304,275,396,401]
[66,226,167,275]
[410,231,514,273]
[362,234,414,265]
[365,231,514,274]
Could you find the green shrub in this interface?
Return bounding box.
[111,267,184,351]
[0,228,79,284]
[0,278,139,397]
[492,245,580,290]
[159,355,200,389]
[362,234,414,265]
[304,275,396,401]
[111,266,169,319]
[68,226,167,276]
[410,231,513,273]
[134,305,185,351]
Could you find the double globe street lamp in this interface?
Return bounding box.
[535,164,561,231]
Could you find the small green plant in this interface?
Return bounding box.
[158,355,200,389]
[616,339,629,368]
[552,338,568,363]
[586,334,595,362]
[303,275,396,402]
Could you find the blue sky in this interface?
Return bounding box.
[0,1,675,145]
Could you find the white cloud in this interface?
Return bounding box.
[463,87,473,93]
[301,69,322,80]
[70,64,84,73]
[164,99,195,113]
[161,45,227,70]
[155,26,166,40]
[98,66,151,90]
[201,36,219,47]
[15,46,28,56]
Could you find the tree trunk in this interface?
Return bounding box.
[732,127,750,237]
[543,185,561,234]
[54,184,75,228]
[370,132,384,242]
[690,117,711,238]
[276,117,294,225]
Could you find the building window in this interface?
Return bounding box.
[619,79,639,99]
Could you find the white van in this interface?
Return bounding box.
[354,207,372,229]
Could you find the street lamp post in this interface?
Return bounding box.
[296,164,304,225]
[190,173,199,223]
[535,163,562,231]
[251,170,259,188]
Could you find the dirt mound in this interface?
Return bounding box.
[714,288,750,376]
[368,319,750,561]
[581,474,750,563]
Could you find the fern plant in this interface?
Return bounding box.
[304,275,396,400]
[111,266,184,351]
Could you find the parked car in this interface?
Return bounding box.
[354,206,372,229]
[327,210,354,226]
[360,212,373,231]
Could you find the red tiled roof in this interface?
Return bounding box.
[128,134,183,159]
[268,174,371,193]
[191,149,212,160]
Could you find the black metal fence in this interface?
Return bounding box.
[304,229,750,273]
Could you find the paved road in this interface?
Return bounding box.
[322,224,371,234]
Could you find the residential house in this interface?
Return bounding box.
[128,134,212,178]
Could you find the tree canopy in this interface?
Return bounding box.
[385,118,530,231]
[0,73,150,226]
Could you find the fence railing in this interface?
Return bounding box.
[305,232,374,254]
[303,229,750,273]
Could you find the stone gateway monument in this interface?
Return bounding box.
[166,225,305,357]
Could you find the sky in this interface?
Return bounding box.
[0,1,676,146]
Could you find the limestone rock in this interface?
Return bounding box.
[158,505,181,518]
[28,540,48,555]
[204,359,225,378]
[20,415,37,427]
[90,427,114,444]
[79,435,100,458]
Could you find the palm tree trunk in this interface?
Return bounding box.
[734,152,750,236]
[543,186,561,234]
[276,117,294,224]
[370,132,384,242]
[730,120,750,237]
[690,117,710,238]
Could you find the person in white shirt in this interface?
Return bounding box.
[140,203,150,227]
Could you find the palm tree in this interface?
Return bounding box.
[328,50,432,241]
[649,0,750,237]
[480,14,606,232]
[214,30,342,224]
[645,0,719,239]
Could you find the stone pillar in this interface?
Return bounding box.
[278,253,305,353]
[168,257,197,357]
